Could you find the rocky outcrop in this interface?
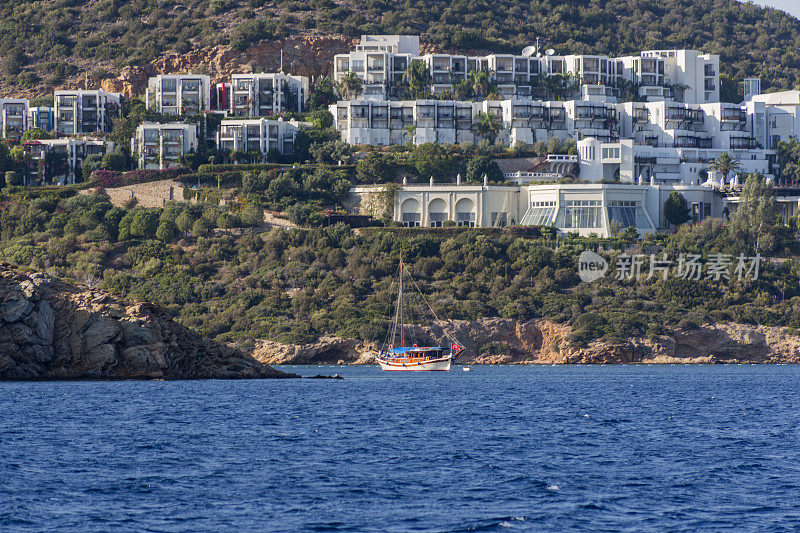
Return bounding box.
[101,36,355,98]
[250,318,800,365]
[0,264,294,380]
[253,336,370,365]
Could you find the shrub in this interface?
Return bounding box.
[192,218,211,237]
[155,220,176,242]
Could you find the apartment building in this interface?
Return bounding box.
[146,74,211,115]
[744,90,800,149]
[132,122,199,170]
[640,49,720,104]
[216,73,309,116]
[0,99,29,140]
[28,107,54,132]
[216,118,308,158]
[22,138,113,185]
[333,35,420,99]
[577,137,772,187]
[54,90,121,134]
[330,99,618,147]
[333,36,721,106]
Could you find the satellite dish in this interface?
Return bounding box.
[521,45,537,57]
[545,49,555,56]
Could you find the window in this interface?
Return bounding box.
[522,201,557,225]
[429,212,447,227]
[607,200,652,229]
[555,200,602,228]
[456,212,475,227]
[601,147,620,159]
[491,212,508,227]
[161,79,177,92]
[402,213,421,227]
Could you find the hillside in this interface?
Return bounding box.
[1,0,800,99]
[1,184,799,358]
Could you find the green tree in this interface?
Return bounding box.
[308,76,338,110]
[409,143,455,179]
[155,220,176,242]
[175,210,195,235]
[708,152,742,183]
[356,152,393,183]
[465,156,503,183]
[336,72,363,100]
[81,154,103,181]
[241,200,264,226]
[468,69,491,98]
[471,112,502,144]
[310,140,352,164]
[192,218,211,237]
[4,170,19,187]
[404,60,432,99]
[101,148,128,171]
[130,209,160,238]
[728,173,778,253]
[663,191,690,227]
[21,128,54,142]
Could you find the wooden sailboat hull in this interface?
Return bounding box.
[374,354,452,371]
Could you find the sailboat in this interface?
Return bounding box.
[368,259,464,371]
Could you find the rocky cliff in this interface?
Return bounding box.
[0,264,293,380]
[101,36,355,98]
[251,318,800,365]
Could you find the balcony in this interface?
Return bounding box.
[730,137,757,150]
[722,110,746,122]
[633,109,651,123]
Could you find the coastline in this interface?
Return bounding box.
[251,318,800,366]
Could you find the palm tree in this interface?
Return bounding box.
[336,72,363,100]
[404,60,432,99]
[472,112,502,144]
[708,152,742,184]
[469,69,491,99]
[403,123,416,146]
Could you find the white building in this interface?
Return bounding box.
[351,180,720,237]
[333,35,720,105]
[216,118,308,158]
[333,35,420,99]
[146,74,211,116]
[0,98,29,140]
[54,89,121,134]
[648,50,719,105]
[22,137,113,185]
[745,90,800,149]
[216,73,309,116]
[132,122,199,170]
[28,106,54,132]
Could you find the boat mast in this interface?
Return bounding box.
[399,259,404,347]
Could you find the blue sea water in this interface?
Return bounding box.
[3,365,800,532]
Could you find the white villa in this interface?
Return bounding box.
[146,74,212,116]
[215,73,310,116]
[216,118,309,158]
[132,122,199,170]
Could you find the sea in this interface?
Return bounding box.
[2,364,800,532]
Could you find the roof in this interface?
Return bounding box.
[389,346,444,354]
[494,157,547,174]
[750,91,800,106]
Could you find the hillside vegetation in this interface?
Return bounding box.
[1,0,800,97]
[1,174,799,350]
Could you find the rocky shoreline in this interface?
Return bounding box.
[0,264,294,380]
[250,318,800,365]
